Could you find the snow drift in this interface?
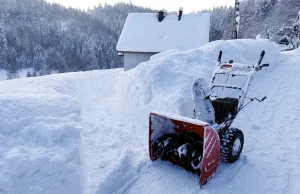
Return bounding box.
[115,39,281,116]
[0,69,122,194]
[0,75,83,194]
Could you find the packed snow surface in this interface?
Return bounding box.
[1,39,300,194]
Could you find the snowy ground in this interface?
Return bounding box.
[0,39,299,194]
[0,68,58,81]
[0,68,34,81]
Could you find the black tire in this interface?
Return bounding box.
[220,128,244,163]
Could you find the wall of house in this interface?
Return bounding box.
[124,53,154,71]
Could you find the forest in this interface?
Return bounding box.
[0,0,299,78]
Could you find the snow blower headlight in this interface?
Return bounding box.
[220,64,232,70]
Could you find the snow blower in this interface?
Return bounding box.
[149,51,269,186]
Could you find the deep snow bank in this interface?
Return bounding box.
[115,39,281,117]
[0,75,83,194]
[0,69,122,194]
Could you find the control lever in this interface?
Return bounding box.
[223,96,267,126]
[261,64,269,68]
[255,64,269,71]
[248,96,267,102]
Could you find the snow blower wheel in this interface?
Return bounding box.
[221,128,244,163]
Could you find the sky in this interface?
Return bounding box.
[45,0,234,13]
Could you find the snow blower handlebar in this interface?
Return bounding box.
[239,96,267,111]
[258,51,265,66]
[218,51,223,63]
[254,96,267,102]
[216,50,268,70]
[255,51,270,71]
[216,51,223,66]
[211,50,269,128]
[239,50,268,107]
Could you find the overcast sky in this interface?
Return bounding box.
[45,0,234,13]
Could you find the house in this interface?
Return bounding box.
[116,9,210,71]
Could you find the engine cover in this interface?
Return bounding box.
[211,98,239,124]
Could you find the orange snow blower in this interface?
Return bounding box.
[149,51,269,186]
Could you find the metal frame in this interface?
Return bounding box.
[209,51,267,127]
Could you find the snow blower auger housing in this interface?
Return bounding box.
[149,51,269,186]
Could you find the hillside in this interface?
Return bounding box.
[0,39,299,194]
[0,0,155,78]
[0,0,299,79]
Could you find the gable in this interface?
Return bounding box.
[117,12,210,53]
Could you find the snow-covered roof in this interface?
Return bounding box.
[117,12,210,53]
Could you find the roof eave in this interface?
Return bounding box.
[117,51,159,54]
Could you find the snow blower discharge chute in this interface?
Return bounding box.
[149,51,269,186]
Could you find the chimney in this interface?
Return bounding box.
[178,7,183,21]
[158,10,165,22]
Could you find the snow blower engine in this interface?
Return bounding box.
[149,51,269,186]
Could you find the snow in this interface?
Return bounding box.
[151,111,209,126]
[116,13,210,53]
[150,113,176,143]
[0,68,34,80]
[192,78,215,125]
[116,39,280,117]
[1,39,300,194]
[150,49,180,60]
[0,68,59,81]
[236,15,240,31]
[256,34,262,39]
[0,74,84,194]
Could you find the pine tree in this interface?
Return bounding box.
[0,19,8,69]
[26,71,31,77]
[33,53,45,72]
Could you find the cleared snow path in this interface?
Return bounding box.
[80,49,300,193]
[229,50,300,194]
[77,70,148,194]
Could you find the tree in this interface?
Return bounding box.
[26,71,31,77]
[7,47,18,73]
[33,52,45,72]
[1,0,299,76]
[0,22,8,69]
[274,9,300,49]
[45,47,67,73]
[292,10,300,48]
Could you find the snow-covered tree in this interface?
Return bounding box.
[292,10,300,48]
[33,53,45,72]
[275,9,300,49]
[0,21,8,69]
